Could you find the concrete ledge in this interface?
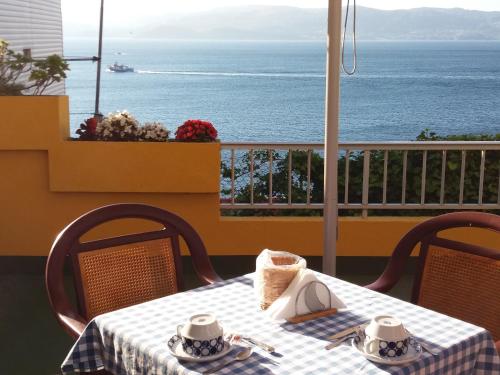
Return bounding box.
[212,216,499,256]
[0,96,69,150]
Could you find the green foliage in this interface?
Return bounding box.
[0,39,69,95]
[221,130,499,216]
[221,150,324,216]
[0,39,31,95]
[27,54,69,95]
[417,129,500,142]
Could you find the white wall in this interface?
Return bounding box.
[0,0,65,94]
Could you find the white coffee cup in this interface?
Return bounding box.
[363,315,410,358]
[177,313,224,357]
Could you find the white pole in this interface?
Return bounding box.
[323,0,342,276]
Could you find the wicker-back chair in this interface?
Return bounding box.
[46,203,222,339]
[365,212,500,351]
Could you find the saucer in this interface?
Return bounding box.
[352,336,422,365]
[168,335,233,363]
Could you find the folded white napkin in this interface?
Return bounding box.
[265,268,346,320]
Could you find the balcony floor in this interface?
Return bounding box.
[0,256,415,375]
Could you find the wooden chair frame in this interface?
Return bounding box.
[365,211,500,350]
[46,203,222,339]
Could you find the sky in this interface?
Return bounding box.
[61,0,500,28]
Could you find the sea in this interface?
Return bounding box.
[64,39,500,142]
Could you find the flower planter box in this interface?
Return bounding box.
[50,141,220,193]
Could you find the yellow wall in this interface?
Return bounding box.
[1,96,497,257]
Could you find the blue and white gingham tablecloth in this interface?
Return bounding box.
[62,273,500,374]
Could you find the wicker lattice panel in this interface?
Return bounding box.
[78,238,178,319]
[418,245,500,341]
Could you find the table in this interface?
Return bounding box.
[62,273,500,374]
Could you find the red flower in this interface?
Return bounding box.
[175,119,217,141]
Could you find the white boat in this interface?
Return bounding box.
[109,62,134,73]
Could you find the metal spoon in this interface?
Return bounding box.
[325,327,365,350]
[405,329,440,356]
[203,347,252,374]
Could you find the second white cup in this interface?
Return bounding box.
[363,315,410,358]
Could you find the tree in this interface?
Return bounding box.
[0,39,69,95]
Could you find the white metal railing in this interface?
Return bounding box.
[220,142,500,216]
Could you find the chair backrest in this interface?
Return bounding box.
[416,243,499,340]
[391,212,500,341]
[75,236,179,319]
[46,203,220,335]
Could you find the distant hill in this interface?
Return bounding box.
[65,6,500,41]
[355,7,500,40]
[138,6,326,40]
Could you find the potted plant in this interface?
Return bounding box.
[1,38,70,146]
[0,39,69,95]
[174,120,218,142]
[75,111,170,142]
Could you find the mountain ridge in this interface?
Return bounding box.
[64,6,500,41]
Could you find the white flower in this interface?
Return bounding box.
[95,110,139,140]
[138,121,169,142]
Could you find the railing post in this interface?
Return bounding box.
[382,150,388,205]
[307,149,312,205]
[344,150,350,205]
[402,150,408,205]
[497,168,500,205]
[268,149,273,205]
[362,150,370,218]
[230,149,235,205]
[288,149,292,205]
[459,150,466,205]
[478,150,485,205]
[420,150,427,205]
[440,150,447,205]
[250,149,254,205]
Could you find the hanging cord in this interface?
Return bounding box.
[341,0,357,75]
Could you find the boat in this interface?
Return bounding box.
[109,62,134,73]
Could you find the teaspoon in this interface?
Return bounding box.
[203,347,252,374]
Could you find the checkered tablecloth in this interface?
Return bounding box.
[62,273,500,374]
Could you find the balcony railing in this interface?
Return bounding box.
[220,142,500,216]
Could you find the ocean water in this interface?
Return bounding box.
[64,39,500,142]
